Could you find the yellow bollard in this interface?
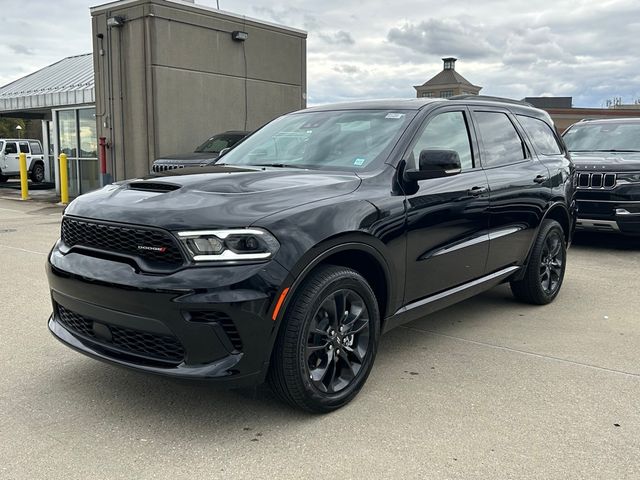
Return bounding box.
[19,152,29,200]
[59,153,69,205]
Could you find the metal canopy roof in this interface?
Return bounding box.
[0,53,94,113]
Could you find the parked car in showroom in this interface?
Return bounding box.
[47,96,575,412]
[0,138,46,183]
[563,118,640,235]
[151,130,248,173]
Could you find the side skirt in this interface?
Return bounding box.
[382,266,520,334]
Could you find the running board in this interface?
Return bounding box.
[384,266,520,333]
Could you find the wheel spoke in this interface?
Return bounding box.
[344,344,363,363]
[305,342,329,357]
[334,291,347,322]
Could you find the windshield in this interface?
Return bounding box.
[563,123,640,152]
[218,109,416,171]
[195,133,245,153]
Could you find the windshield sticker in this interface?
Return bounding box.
[385,113,405,119]
[353,158,366,166]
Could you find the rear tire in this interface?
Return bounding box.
[510,219,566,305]
[29,162,45,183]
[268,265,380,413]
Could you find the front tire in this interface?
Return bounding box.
[268,265,380,413]
[510,219,566,305]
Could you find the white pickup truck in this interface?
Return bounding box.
[0,138,46,183]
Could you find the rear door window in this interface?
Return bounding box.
[517,115,563,155]
[474,111,527,167]
[19,142,30,154]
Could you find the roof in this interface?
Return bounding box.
[416,69,479,88]
[0,53,94,113]
[304,98,439,112]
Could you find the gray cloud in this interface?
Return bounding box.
[319,30,355,45]
[2,0,640,109]
[387,19,498,60]
[9,44,35,56]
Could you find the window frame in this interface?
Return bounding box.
[469,107,533,169]
[403,106,480,173]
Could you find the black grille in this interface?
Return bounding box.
[61,217,184,268]
[57,305,185,363]
[152,164,186,173]
[577,172,616,189]
[189,311,243,351]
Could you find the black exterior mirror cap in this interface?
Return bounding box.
[404,149,462,181]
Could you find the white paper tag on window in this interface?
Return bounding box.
[385,113,405,119]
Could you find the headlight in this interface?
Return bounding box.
[617,172,640,183]
[176,228,279,262]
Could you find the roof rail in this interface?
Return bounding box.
[449,94,533,107]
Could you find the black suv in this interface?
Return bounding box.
[47,97,576,412]
[151,130,248,173]
[562,118,640,235]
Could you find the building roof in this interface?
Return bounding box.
[417,69,479,88]
[0,53,94,113]
[524,97,572,109]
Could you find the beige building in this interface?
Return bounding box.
[524,97,640,132]
[414,57,482,99]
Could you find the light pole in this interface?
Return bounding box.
[15,125,22,139]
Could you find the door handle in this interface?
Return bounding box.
[533,175,547,184]
[467,186,488,196]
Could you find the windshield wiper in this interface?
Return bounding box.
[251,163,309,169]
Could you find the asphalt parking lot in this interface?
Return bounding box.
[1,197,639,480]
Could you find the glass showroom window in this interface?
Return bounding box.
[56,107,98,196]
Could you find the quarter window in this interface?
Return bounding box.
[29,141,43,154]
[517,115,562,155]
[474,111,527,167]
[411,111,474,170]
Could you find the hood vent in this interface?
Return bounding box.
[128,181,181,192]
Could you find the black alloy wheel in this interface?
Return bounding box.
[511,219,567,305]
[269,265,380,413]
[30,162,45,183]
[306,289,371,394]
[539,230,564,295]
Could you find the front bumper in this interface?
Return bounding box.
[576,200,640,235]
[47,245,291,385]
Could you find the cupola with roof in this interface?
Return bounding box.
[414,57,482,99]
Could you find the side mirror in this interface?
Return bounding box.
[404,149,462,181]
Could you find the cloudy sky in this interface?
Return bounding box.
[1,0,639,107]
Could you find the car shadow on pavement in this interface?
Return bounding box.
[571,231,639,251]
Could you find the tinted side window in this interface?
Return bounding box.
[29,141,43,154]
[517,115,562,155]
[474,111,526,167]
[19,142,30,154]
[411,111,474,170]
[4,142,18,154]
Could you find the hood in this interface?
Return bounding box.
[570,151,640,172]
[153,152,219,164]
[65,165,362,230]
